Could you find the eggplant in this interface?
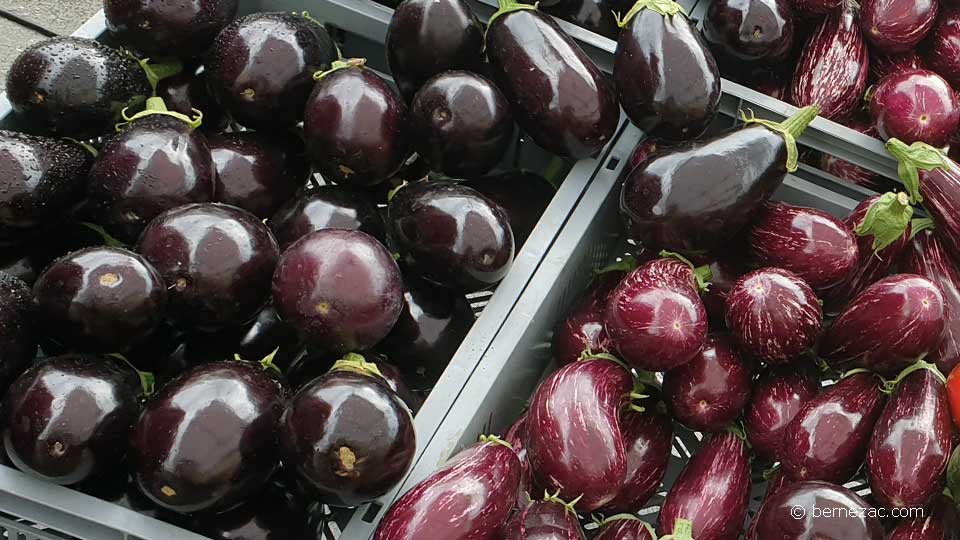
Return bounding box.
[386,0,484,101]
[465,172,555,248]
[861,0,938,53]
[620,105,819,253]
[600,406,674,514]
[551,268,625,367]
[104,0,238,57]
[871,69,959,147]
[235,304,302,373]
[502,496,585,540]
[745,366,820,462]
[866,363,952,509]
[793,0,842,14]
[747,481,884,540]
[820,274,948,375]
[739,66,789,100]
[747,201,860,292]
[615,0,720,141]
[504,414,533,502]
[269,186,386,250]
[191,483,310,540]
[657,431,751,540]
[701,255,747,328]
[744,470,793,540]
[543,0,619,40]
[951,447,960,506]
[486,0,619,158]
[525,358,632,512]
[926,8,960,89]
[789,1,869,121]
[887,495,960,540]
[627,139,670,172]
[594,516,656,540]
[872,50,926,82]
[704,0,795,64]
[820,115,898,193]
[605,257,708,371]
[373,437,520,540]
[780,372,887,483]
[725,268,823,365]
[156,71,229,133]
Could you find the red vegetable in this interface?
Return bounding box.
[861,0,938,53]
[949,366,960,429]
[871,70,959,147]
[924,8,960,88]
[551,264,629,366]
[887,495,960,540]
[601,405,674,514]
[748,481,885,540]
[744,366,821,462]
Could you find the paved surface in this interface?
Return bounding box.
[0,0,101,81]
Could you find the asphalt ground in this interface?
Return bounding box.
[0,0,101,81]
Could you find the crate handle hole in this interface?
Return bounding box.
[362,502,383,523]
[606,157,620,170]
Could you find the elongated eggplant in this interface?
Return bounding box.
[502,495,585,540]
[861,0,938,53]
[704,0,794,64]
[526,358,632,512]
[373,437,520,540]
[872,70,959,147]
[486,0,619,158]
[780,372,887,483]
[790,1,869,121]
[725,268,823,365]
[820,274,948,375]
[620,106,818,253]
[594,516,656,540]
[745,470,793,540]
[866,363,952,510]
[551,267,627,366]
[601,405,673,514]
[745,366,821,462]
[748,481,884,540]
[615,0,720,140]
[504,414,533,502]
[794,0,841,14]
[887,495,960,540]
[657,431,751,540]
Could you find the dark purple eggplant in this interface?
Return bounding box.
[657,431,751,540]
[780,372,887,483]
[820,274,947,375]
[861,0,938,53]
[600,406,673,514]
[272,229,404,352]
[465,172,555,248]
[104,0,238,57]
[620,106,819,253]
[887,495,960,540]
[0,131,92,246]
[745,366,820,462]
[789,1,868,121]
[85,102,216,243]
[872,70,959,147]
[615,0,720,140]
[627,139,670,171]
[794,0,842,14]
[191,482,310,540]
[747,481,884,540]
[304,60,410,188]
[2,354,140,485]
[605,257,709,371]
[926,8,960,89]
[32,247,166,353]
[236,304,302,373]
[747,201,859,292]
[543,0,619,40]
[373,437,520,540]
[0,273,36,392]
[209,131,310,219]
[739,65,789,100]
[269,186,386,250]
[5,37,150,138]
[745,469,793,540]
[662,335,752,432]
[205,12,338,130]
[594,516,656,540]
[502,496,585,540]
[131,359,284,513]
[504,414,532,502]
[486,1,619,158]
[526,358,632,512]
[386,0,484,102]
[704,0,795,64]
[725,268,823,365]
[137,203,279,331]
[551,267,626,367]
[156,71,229,133]
[388,181,514,292]
[820,115,898,193]
[410,71,512,178]
[866,363,952,509]
[872,50,926,82]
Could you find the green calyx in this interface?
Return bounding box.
[543,489,583,515]
[854,192,914,253]
[106,353,156,397]
[594,255,639,276]
[487,0,539,33]
[616,0,686,28]
[882,358,946,394]
[660,518,694,540]
[314,57,367,80]
[125,50,183,96]
[479,434,514,450]
[659,250,712,293]
[910,217,936,239]
[63,137,98,158]
[79,222,126,248]
[885,138,951,205]
[295,10,323,27]
[116,96,203,132]
[739,105,820,173]
[762,463,781,481]
[387,180,410,203]
[725,422,748,442]
[578,349,631,371]
[232,348,282,375]
[329,352,385,380]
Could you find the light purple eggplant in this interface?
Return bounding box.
[872,70,959,147]
[504,414,533,504]
[551,268,626,366]
[744,366,821,462]
[725,268,823,365]
[600,406,673,514]
[593,516,656,540]
[747,481,885,540]
[887,495,960,540]
[819,274,948,375]
[502,496,585,540]
[780,373,887,483]
[861,0,938,53]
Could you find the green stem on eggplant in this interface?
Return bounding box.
[63,137,99,158]
[487,0,539,32]
[329,352,386,380]
[543,489,583,514]
[660,518,694,540]
[125,50,183,96]
[853,191,914,252]
[910,217,936,239]
[594,255,639,276]
[739,105,820,173]
[659,250,712,293]
[616,0,687,28]
[882,358,946,394]
[578,348,632,372]
[313,58,366,80]
[885,138,951,205]
[479,433,514,450]
[762,463,781,481]
[116,96,203,131]
[79,221,126,248]
[106,353,156,397]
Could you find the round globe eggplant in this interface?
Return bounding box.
[543,0,619,40]
[465,171,554,248]
[32,247,166,353]
[725,268,823,365]
[747,202,860,292]
[793,0,842,14]
[131,360,285,513]
[551,271,624,367]
[820,274,947,375]
[136,203,280,331]
[872,51,926,82]
[780,372,887,483]
[0,131,92,246]
[104,0,238,57]
[5,36,150,138]
[503,414,532,502]
[745,366,821,462]
[388,182,514,292]
[156,71,229,133]
[594,516,656,540]
[205,12,338,130]
[269,186,386,250]
[373,437,521,540]
[704,0,795,64]
[2,355,140,485]
[210,131,309,219]
[600,406,673,514]
[701,256,747,328]
[887,495,960,540]
[191,483,310,540]
[615,0,720,141]
[236,304,302,373]
[304,60,409,187]
[925,8,960,89]
[871,69,960,147]
[486,2,619,158]
[0,272,36,391]
[410,71,512,178]
[662,335,752,432]
[385,0,484,101]
[747,481,885,540]
[861,0,938,53]
[272,229,404,352]
[503,497,585,540]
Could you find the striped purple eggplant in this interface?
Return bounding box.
[744,366,821,462]
[819,274,948,375]
[861,0,938,53]
[747,201,859,292]
[887,495,960,540]
[703,0,795,64]
[526,358,632,512]
[725,268,823,365]
[657,431,751,540]
[925,8,960,89]
[793,0,841,14]
[600,406,673,514]
[871,70,959,147]
[373,437,520,540]
[748,481,885,540]
[551,268,626,366]
[504,414,533,503]
[867,363,952,510]
[780,373,887,483]
[745,469,793,540]
[594,516,656,540]
[872,50,926,82]
[701,256,747,329]
[901,227,960,374]
[790,1,869,120]
[614,0,720,141]
[502,496,585,540]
